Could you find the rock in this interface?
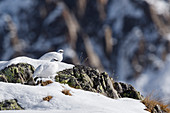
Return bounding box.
[56,69,81,89]
[0,99,23,110]
[113,82,143,100]
[152,104,163,113]
[0,74,8,82]
[56,65,119,99]
[0,63,35,85]
[100,72,118,99]
[0,63,143,100]
[56,65,143,100]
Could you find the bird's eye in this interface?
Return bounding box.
[58,50,64,53]
[53,59,58,61]
[51,59,58,62]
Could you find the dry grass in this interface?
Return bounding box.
[62,89,72,96]
[41,80,53,86]
[43,96,53,102]
[141,96,170,113]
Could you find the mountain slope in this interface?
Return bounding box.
[0,82,149,113]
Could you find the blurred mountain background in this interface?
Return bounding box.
[0,0,169,104]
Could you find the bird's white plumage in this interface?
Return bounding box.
[33,49,64,80]
[39,49,64,62]
[0,49,74,80]
[33,60,58,79]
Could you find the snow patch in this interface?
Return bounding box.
[0,82,149,113]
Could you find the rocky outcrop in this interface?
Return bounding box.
[0,63,35,85]
[0,99,23,110]
[56,65,143,100]
[0,64,153,111]
[0,63,143,100]
[152,104,163,113]
[56,65,119,99]
[113,82,143,100]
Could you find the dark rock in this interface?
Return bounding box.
[0,74,8,82]
[0,99,23,110]
[56,65,143,100]
[113,82,143,100]
[56,68,81,89]
[152,104,163,113]
[0,63,35,85]
[56,65,119,99]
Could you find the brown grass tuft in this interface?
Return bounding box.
[43,96,53,102]
[41,80,53,86]
[62,89,72,96]
[141,96,170,113]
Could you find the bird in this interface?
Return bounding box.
[39,49,64,62]
[33,58,59,82]
[33,49,64,83]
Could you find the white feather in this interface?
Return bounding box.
[39,49,64,62]
[33,61,58,79]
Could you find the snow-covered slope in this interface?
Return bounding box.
[0,0,169,105]
[0,53,149,113]
[0,82,149,113]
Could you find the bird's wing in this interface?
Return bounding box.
[33,64,43,78]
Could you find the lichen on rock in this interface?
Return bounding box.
[56,65,119,99]
[56,68,82,89]
[0,74,8,82]
[0,63,144,101]
[56,65,144,100]
[0,63,35,85]
[113,82,143,100]
[0,99,23,110]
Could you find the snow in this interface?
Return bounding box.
[0,53,74,72]
[0,52,74,85]
[0,82,149,113]
[0,53,149,113]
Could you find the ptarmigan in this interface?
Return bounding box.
[33,58,59,81]
[39,49,64,62]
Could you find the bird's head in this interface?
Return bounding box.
[57,49,64,54]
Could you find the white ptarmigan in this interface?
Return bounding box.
[33,49,64,80]
[39,49,64,62]
[0,50,64,70]
[33,58,59,81]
